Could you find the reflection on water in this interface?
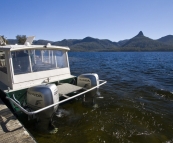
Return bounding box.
[21,52,173,143]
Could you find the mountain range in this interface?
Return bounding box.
[7,31,173,51]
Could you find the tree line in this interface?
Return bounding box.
[0,35,27,45]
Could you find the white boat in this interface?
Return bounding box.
[0,36,106,129]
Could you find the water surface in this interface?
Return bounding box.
[25,52,173,143]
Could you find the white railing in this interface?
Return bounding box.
[6,80,107,115]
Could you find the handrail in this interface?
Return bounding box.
[6,80,107,115]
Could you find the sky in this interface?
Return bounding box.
[0,0,173,42]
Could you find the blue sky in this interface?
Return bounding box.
[0,0,173,42]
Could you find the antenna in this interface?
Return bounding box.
[24,36,35,45]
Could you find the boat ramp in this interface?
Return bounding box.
[0,98,36,143]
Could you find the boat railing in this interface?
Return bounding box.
[6,80,107,115]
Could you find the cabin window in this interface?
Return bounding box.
[11,49,68,75]
[31,49,68,72]
[0,51,7,74]
[11,50,31,75]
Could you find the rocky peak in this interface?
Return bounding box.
[136,31,144,37]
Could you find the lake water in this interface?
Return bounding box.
[26,52,173,143]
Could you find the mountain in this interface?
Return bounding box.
[117,39,129,46]
[7,39,53,45]
[33,40,53,45]
[157,35,173,46]
[52,37,118,51]
[122,31,173,51]
[6,32,173,51]
[7,39,18,44]
[52,39,80,47]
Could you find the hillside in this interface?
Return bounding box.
[33,40,53,45]
[53,37,118,51]
[157,35,173,46]
[52,39,80,47]
[7,39,18,44]
[117,39,129,46]
[122,31,173,51]
[6,32,173,51]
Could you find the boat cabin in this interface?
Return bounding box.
[0,43,74,92]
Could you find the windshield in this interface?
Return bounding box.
[0,51,7,74]
[11,49,68,75]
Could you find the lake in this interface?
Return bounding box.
[25,52,173,143]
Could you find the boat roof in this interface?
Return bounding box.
[0,44,70,51]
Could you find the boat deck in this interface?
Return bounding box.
[0,99,36,143]
[57,83,83,95]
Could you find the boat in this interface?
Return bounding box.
[0,36,106,131]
